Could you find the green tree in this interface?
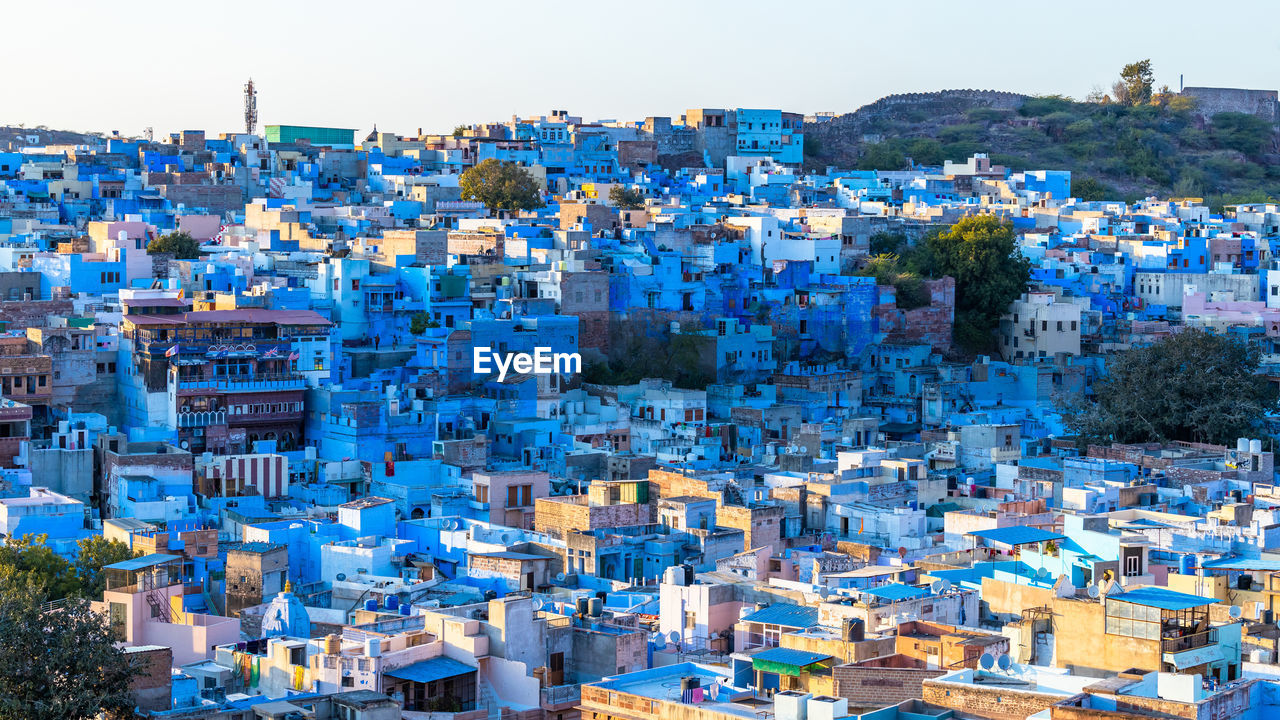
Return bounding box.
[856,142,907,171]
[0,535,78,600]
[1115,59,1154,106]
[1071,177,1111,201]
[409,311,438,335]
[912,216,1030,351]
[1059,329,1278,447]
[609,186,645,209]
[459,159,544,212]
[74,536,137,600]
[869,231,907,256]
[147,230,201,259]
[855,254,928,310]
[1211,112,1272,157]
[452,125,467,138]
[0,580,142,720]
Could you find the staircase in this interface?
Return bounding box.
[477,676,501,720]
[146,590,172,623]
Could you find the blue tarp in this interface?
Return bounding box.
[1110,587,1217,611]
[740,603,819,628]
[383,656,476,683]
[967,527,1065,547]
[862,583,930,602]
[751,647,832,668]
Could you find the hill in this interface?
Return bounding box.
[803,89,1280,209]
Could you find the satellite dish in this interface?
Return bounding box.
[668,630,681,644]
[941,579,952,592]
[501,532,514,544]
[818,586,830,598]
[979,653,995,670]
[930,580,944,594]
[533,598,545,611]
[898,547,907,559]
[1087,584,1101,599]
[1229,605,1243,619]
[997,655,1012,671]
[555,572,566,582]
[650,633,666,650]
[336,572,346,581]
[1037,567,1051,580]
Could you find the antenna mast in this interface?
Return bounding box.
[244,78,258,135]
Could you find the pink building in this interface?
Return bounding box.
[472,471,550,529]
[97,553,239,666]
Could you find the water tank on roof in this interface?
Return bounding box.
[399,603,411,616]
[365,637,382,658]
[364,599,377,612]
[386,595,399,611]
[1239,438,1250,452]
[1179,555,1195,576]
[1251,439,1263,454]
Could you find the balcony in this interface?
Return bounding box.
[175,374,305,393]
[1162,627,1218,654]
[227,409,302,424]
[541,684,580,708]
[177,411,226,428]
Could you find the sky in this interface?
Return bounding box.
[6,0,1278,137]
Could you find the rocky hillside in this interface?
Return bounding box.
[803,90,1280,207]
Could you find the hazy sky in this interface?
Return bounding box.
[7,0,1277,137]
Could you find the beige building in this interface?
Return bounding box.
[1001,291,1082,360]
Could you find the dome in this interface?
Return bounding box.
[261,582,311,639]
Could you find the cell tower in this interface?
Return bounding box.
[244,78,258,135]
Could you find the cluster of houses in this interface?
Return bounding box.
[4,107,1280,720]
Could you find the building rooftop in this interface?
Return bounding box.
[740,603,819,628]
[1109,586,1218,611]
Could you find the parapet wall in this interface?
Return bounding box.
[1181,86,1279,124]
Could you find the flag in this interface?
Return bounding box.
[263,347,279,358]
[288,351,300,361]
[165,344,179,358]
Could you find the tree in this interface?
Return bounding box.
[0,535,78,600]
[74,536,137,600]
[855,254,928,310]
[0,580,141,720]
[856,142,907,171]
[409,311,438,336]
[1059,329,1278,447]
[609,186,645,209]
[911,216,1030,351]
[869,231,907,256]
[459,159,544,212]
[147,230,201,259]
[1116,59,1154,106]
[1211,112,1273,157]
[1071,177,1111,201]
[452,125,467,138]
